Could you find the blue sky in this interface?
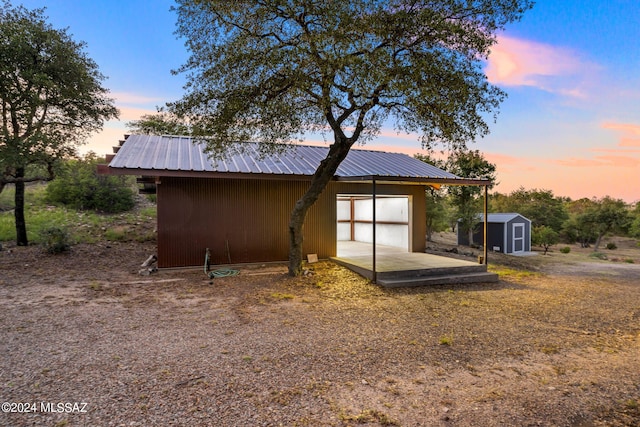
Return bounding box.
[17,0,640,203]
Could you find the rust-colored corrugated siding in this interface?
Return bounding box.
[157,177,426,268]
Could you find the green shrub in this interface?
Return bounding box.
[39,226,71,254]
[0,182,156,245]
[45,154,135,213]
[560,246,571,254]
[0,184,74,242]
[589,252,608,260]
[605,242,617,250]
[104,228,129,242]
[532,225,559,255]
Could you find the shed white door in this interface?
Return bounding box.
[512,223,525,253]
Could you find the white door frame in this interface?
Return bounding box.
[512,223,525,253]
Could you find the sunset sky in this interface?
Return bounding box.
[18,0,640,203]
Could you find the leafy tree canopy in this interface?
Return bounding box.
[563,196,630,249]
[127,107,190,136]
[532,225,558,255]
[446,149,497,187]
[45,153,136,213]
[582,196,630,250]
[414,153,450,240]
[0,1,118,244]
[446,149,496,244]
[172,0,532,152]
[170,0,532,274]
[491,187,568,231]
[630,201,640,239]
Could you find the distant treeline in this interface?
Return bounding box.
[428,187,640,248]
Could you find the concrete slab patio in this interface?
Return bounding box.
[332,241,499,287]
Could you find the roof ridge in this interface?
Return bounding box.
[140,134,409,157]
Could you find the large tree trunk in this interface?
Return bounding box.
[14,168,28,246]
[593,230,608,251]
[288,140,352,276]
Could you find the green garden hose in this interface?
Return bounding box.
[205,248,239,279]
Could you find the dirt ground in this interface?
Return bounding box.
[1,235,639,426]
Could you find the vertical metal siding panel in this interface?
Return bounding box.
[160,178,308,266]
[158,178,429,268]
[158,177,198,268]
[411,186,427,252]
[156,178,168,267]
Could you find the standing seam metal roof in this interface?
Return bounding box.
[477,213,531,223]
[108,134,461,180]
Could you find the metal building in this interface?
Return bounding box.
[102,135,491,268]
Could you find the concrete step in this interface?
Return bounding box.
[375,264,487,281]
[377,272,499,288]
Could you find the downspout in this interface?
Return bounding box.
[372,177,377,284]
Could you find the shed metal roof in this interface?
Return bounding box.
[477,213,531,223]
[107,134,486,184]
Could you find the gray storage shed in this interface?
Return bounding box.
[458,213,531,254]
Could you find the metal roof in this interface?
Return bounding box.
[107,134,471,182]
[477,213,531,223]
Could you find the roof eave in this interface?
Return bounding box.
[102,167,491,186]
[101,166,316,181]
[335,175,492,186]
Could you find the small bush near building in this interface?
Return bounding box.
[532,225,559,255]
[560,246,571,254]
[40,226,71,254]
[46,154,135,213]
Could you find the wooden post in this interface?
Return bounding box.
[372,177,377,283]
[483,184,488,265]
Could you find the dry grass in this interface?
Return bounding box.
[1,237,639,426]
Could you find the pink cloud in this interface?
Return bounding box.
[620,138,640,147]
[595,155,640,168]
[484,152,521,166]
[486,36,587,96]
[554,158,603,168]
[554,155,640,168]
[601,122,640,148]
[590,147,640,154]
[601,122,640,135]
